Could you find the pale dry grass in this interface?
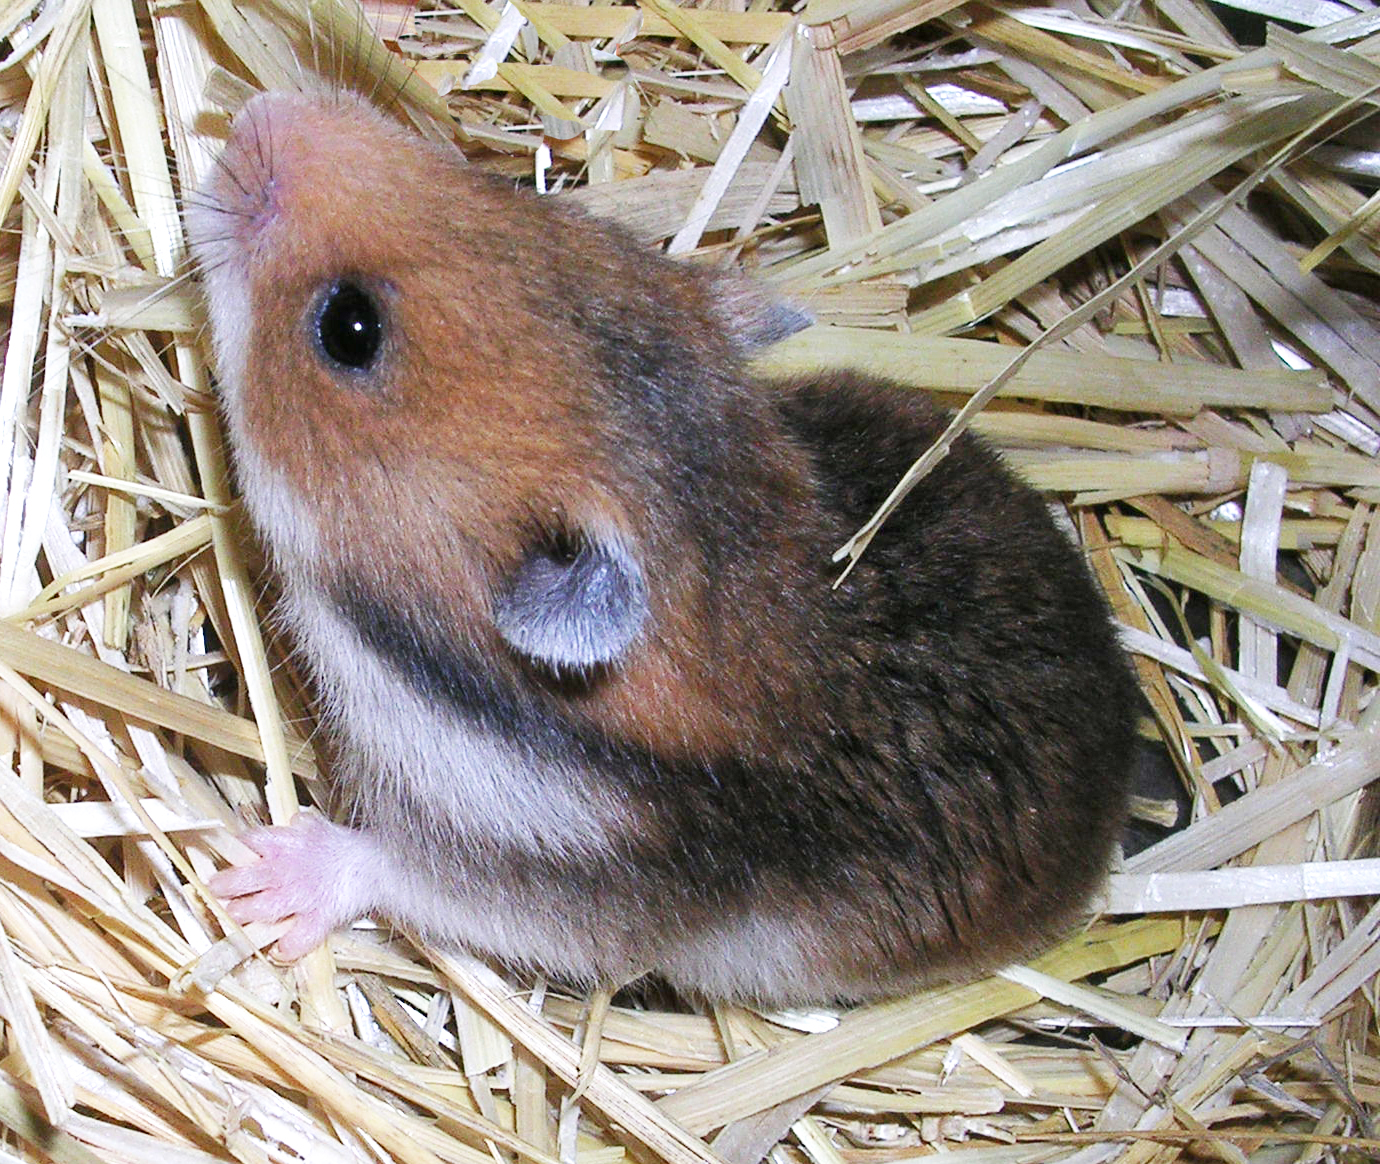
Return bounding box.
[0,1,1378,1162]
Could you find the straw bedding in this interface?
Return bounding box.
[0,0,1377,1161]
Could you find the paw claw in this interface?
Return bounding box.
[274,919,335,961]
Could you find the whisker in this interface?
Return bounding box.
[209,147,258,206]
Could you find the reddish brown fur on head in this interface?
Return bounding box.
[203,93,636,559]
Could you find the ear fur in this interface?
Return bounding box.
[494,531,648,672]
[713,274,812,350]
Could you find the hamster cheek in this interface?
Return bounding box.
[209,812,385,959]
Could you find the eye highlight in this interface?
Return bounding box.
[313,280,384,372]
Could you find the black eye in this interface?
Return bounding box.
[314,281,383,371]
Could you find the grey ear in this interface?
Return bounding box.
[494,534,648,672]
[714,274,813,350]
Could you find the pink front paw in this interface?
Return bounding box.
[211,813,371,960]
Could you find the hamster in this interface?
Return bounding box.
[190,89,1138,1006]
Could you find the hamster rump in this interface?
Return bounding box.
[191,88,1138,1005]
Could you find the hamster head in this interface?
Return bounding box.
[186,89,816,749]
[191,90,672,666]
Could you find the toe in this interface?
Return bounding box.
[273,915,333,960]
[209,862,269,899]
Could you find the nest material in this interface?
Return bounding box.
[0,0,1378,1161]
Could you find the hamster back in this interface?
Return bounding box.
[192,89,1138,1005]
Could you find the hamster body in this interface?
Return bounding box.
[192,90,1138,1005]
